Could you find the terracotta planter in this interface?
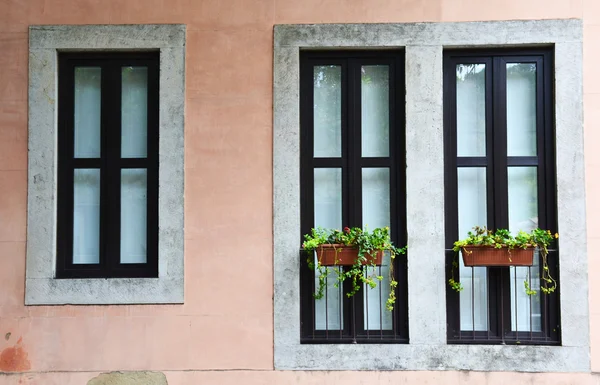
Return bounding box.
[316,244,383,266]
[461,245,534,267]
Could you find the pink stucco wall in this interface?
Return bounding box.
[0,0,598,383]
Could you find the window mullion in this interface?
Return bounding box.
[104,61,122,275]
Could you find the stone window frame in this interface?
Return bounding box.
[26,24,186,305]
[273,19,588,372]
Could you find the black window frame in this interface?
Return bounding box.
[299,50,408,344]
[443,48,560,345]
[56,52,159,279]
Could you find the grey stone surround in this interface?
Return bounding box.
[26,24,186,304]
[273,19,588,371]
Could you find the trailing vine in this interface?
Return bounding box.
[303,226,406,311]
[450,226,558,296]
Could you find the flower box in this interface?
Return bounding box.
[316,244,383,266]
[461,245,534,267]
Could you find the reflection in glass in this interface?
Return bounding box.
[456,64,486,157]
[74,67,101,158]
[122,67,148,158]
[361,66,389,157]
[507,63,537,156]
[120,169,148,264]
[457,167,488,330]
[73,169,100,264]
[314,66,341,158]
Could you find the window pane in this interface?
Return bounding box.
[314,168,342,329]
[508,166,540,331]
[361,167,392,330]
[456,64,486,157]
[508,167,538,232]
[121,67,148,158]
[314,66,341,158]
[314,168,342,229]
[361,66,389,157]
[457,167,488,331]
[120,169,148,264]
[73,169,100,264]
[511,253,542,332]
[315,264,344,330]
[507,63,537,156]
[362,168,390,229]
[364,258,393,330]
[74,67,101,158]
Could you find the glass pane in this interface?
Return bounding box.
[364,257,393,330]
[362,168,390,229]
[121,67,148,158]
[314,66,341,158]
[457,167,488,330]
[315,265,343,330]
[120,169,147,264]
[456,64,486,157]
[314,168,342,229]
[507,63,537,156]
[314,168,342,329]
[361,66,389,157]
[361,167,391,329]
[508,166,540,331]
[74,67,101,158]
[73,169,100,264]
[508,167,538,232]
[511,252,542,332]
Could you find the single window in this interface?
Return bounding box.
[57,52,159,278]
[299,51,407,343]
[443,48,560,345]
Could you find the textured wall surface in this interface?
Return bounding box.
[0,0,597,383]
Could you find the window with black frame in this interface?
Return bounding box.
[443,49,560,344]
[57,52,159,278]
[299,51,408,343]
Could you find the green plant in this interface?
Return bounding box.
[450,226,558,295]
[302,226,406,311]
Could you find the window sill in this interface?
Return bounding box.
[275,343,589,371]
[25,277,183,305]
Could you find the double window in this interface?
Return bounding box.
[299,48,560,345]
[57,52,159,278]
[299,51,408,343]
[443,49,560,344]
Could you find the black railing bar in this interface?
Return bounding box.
[379,264,383,336]
[514,266,518,340]
[501,268,505,344]
[472,266,475,339]
[529,266,533,339]
[365,266,369,338]
[325,268,329,338]
[339,267,343,338]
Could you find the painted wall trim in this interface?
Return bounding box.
[26,24,186,304]
[272,19,588,371]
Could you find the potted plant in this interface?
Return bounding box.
[450,226,558,295]
[302,226,406,311]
